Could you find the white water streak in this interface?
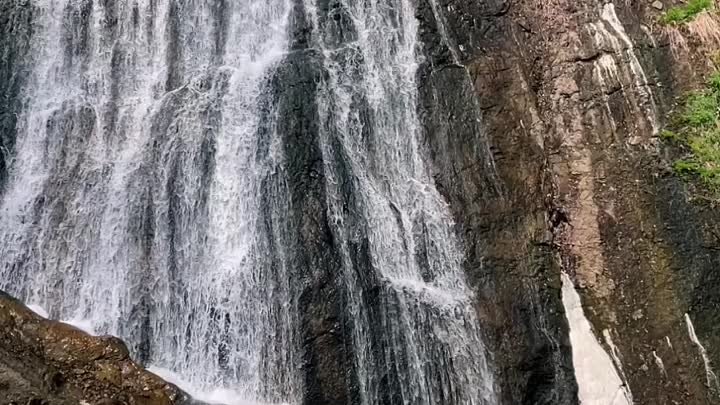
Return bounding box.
[685,313,720,394]
[653,351,668,377]
[305,0,497,403]
[561,273,632,405]
[0,0,297,402]
[590,2,659,135]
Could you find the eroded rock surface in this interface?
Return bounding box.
[415,0,720,403]
[0,291,198,405]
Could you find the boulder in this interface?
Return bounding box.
[0,291,201,405]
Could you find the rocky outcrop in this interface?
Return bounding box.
[416,1,579,403]
[415,0,720,404]
[0,291,198,405]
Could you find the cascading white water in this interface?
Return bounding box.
[305,0,497,404]
[0,0,497,404]
[0,0,298,402]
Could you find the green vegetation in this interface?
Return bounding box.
[660,0,714,25]
[661,129,681,141]
[665,71,720,190]
[682,92,717,126]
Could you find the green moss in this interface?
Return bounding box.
[663,70,720,191]
[661,129,681,141]
[687,131,720,186]
[708,71,720,92]
[660,0,714,25]
[682,92,718,126]
[673,159,701,175]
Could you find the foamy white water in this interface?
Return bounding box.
[27,303,49,318]
[0,0,497,404]
[27,303,96,334]
[148,366,289,405]
[62,317,98,335]
[0,0,298,402]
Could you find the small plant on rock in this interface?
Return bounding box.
[661,0,714,25]
[682,91,718,126]
[664,71,720,191]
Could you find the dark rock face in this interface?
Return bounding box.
[414,0,720,404]
[415,1,581,403]
[262,43,354,405]
[0,290,200,405]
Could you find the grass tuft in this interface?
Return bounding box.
[708,71,720,91]
[661,0,714,25]
[663,68,720,191]
[682,91,718,126]
[661,129,682,141]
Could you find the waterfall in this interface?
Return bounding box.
[0,0,298,402]
[0,0,497,404]
[305,1,496,404]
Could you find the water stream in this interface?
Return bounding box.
[0,1,496,404]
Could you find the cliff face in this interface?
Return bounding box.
[415,0,720,403]
[1,0,720,404]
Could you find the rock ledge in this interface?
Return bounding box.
[0,290,199,405]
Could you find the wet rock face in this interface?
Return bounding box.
[263,45,353,405]
[0,0,33,189]
[416,0,720,404]
[415,1,579,404]
[0,291,198,405]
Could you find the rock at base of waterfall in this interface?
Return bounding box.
[0,290,203,405]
